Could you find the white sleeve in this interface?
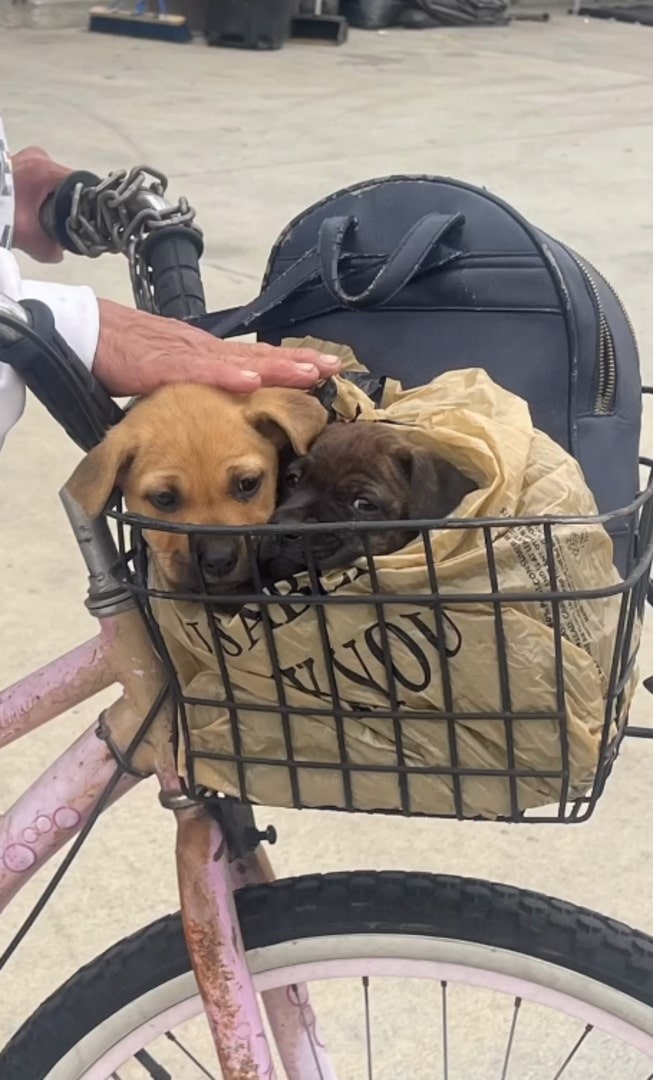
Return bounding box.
[0,118,100,449]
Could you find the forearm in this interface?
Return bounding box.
[0,248,100,447]
[0,117,13,249]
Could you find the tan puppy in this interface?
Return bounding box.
[67,383,327,592]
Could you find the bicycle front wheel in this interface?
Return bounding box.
[3,871,653,1079]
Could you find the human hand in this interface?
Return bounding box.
[94,300,342,395]
[11,146,72,264]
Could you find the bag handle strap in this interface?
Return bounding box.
[195,247,322,338]
[193,210,464,338]
[318,211,464,309]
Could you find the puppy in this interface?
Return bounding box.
[67,383,327,593]
[259,420,476,579]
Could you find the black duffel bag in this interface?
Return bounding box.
[197,174,641,573]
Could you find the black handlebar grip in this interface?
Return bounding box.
[1,300,123,452]
[143,227,206,320]
[39,170,102,254]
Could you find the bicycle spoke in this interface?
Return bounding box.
[289,984,326,1079]
[552,1025,592,1079]
[164,1032,218,1078]
[135,1049,172,1078]
[441,981,449,1080]
[500,997,521,1080]
[363,975,374,1080]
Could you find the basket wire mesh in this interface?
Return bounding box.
[110,459,653,825]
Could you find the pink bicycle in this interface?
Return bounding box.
[1,165,653,1080]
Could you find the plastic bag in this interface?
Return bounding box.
[153,362,636,818]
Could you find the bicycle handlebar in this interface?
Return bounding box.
[39,167,207,323]
[142,227,206,321]
[0,167,208,452]
[39,170,102,255]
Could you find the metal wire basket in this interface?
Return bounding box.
[110,460,653,825]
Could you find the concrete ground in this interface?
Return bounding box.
[1,14,653,1076]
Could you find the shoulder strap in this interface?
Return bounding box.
[194,247,322,338]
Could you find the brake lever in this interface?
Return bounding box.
[0,291,31,340]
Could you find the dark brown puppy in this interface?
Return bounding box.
[260,420,477,579]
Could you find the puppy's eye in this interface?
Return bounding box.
[236,475,262,497]
[353,496,380,514]
[147,491,180,513]
[284,471,301,489]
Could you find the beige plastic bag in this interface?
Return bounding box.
[153,364,636,818]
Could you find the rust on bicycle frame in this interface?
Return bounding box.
[230,849,337,1080]
[176,804,275,1080]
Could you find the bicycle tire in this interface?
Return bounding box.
[3,870,653,1079]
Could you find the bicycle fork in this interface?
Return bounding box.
[173,803,335,1079]
[62,489,337,1080]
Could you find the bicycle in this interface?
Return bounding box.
[0,164,652,1079]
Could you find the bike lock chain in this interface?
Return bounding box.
[63,165,201,314]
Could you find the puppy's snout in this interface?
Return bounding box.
[195,536,240,583]
[272,507,316,536]
[271,510,304,543]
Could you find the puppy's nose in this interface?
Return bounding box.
[196,537,239,582]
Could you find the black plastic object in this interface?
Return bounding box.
[88,9,193,41]
[341,0,401,27]
[0,300,123,452]
[143,227,206,321]
[291,13,349,40]
[396,6,440,23]
[39,171,102,255]
[206,0,294,48]
[411,0,508,24]
[578,3,653,21]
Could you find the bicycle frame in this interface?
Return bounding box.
[0,486,335,1078]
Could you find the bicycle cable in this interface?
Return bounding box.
[0,308,123,451]
[0,681,172,975]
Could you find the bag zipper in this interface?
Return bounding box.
[565,246,639,415]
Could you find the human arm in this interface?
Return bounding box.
[0,132,340,447]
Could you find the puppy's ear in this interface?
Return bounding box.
[246,389,327,455]
[397,440,476,519]
[66,423,134,518]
